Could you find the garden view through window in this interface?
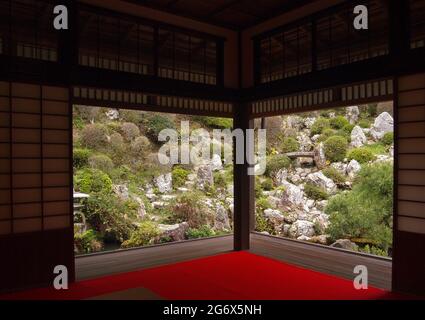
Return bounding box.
[73,106,234,255]
[254,102,394,257]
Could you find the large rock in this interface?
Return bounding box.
[264,209,284,226]
[277,180,305,206]
[306,171,337,194]
[370,112,394,140]
[330,239,358,251]
[154,173,172,194]
[297,132,313,151]
[158,222,189,242]
[134,196,147,218]
[288,220,315,238]
[113,184,129,200]
[197,165,214,190]
[214,203,231,231]
[106,109,119,120]
[346,106,360,124]
[210,153,223,171]
[350,125,367,148]
[346,159,361,178]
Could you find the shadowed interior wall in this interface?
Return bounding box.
[0,82,74,292]
[393,73,425,296]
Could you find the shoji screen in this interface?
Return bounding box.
[394,74,425,295]
[0,81,74,291]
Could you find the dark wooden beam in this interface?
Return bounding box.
[233,103,255,251]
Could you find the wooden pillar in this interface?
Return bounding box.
[233,103,255,251]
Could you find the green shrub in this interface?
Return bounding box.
[304,183,329,200]
[359,245,388,257]
[73,148,92,169]
[358,119,371,128]
[318,128,336,142]
[169,192,214,228]
[120,110,143,123]
[381,132,394,146]
[88,154,114,173]
[347,147,375,163]
[80,124,108,149]
[311,117,331,136]
[186,225,216,239]
[264,154,291,177]
[261,178,274,191]
[323,167,346,184]
[194,116,233,129]
[74,229,103,254]
[74,168,113,194]
[144,114,176,142]
[83,193,138,243]
[329,116,350,130]
[110,133,125,151]
[121,221,160,248]
[324,136,348,162]
[280,137,300,153]
[256,197,272,211]
[172,166,190,188]
[121,122,140,141]
[325,162,393,253]
[342,123,355,135]
[255,212,276,235]
[130,136,151,157]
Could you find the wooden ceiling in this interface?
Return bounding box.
[124,0,317,30]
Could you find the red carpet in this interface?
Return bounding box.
[1,251,405,300]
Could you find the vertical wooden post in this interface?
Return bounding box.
[233,103,255,251]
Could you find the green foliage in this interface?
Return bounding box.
[172,166,190,188]
[194,116,233,129]
[120,110,143,123]
[359,244,388,257]
[324,136,348,162]
[342,123,355,135]
[304,183,329,200]
[144,114,176,142]
[323,167,346,184]
[88,154,114,173]
[74,168,113,194]
[347,147,376,163]
[381,132,394,146]
[280,137,300,153]
[83,193,138,243]
[367,104,378,117]
[186,225,216,239]
[325,162,393,253]
[121,221,160,248]
[74,229,103,254]
[358,119,371,128]
[361,143,387,155]
[168,192,214,228]
[73,148,92,169]
[121,122,140,141]
[255,212,276,235]
[256,197,272,211]
[130,136,151,158]
[317,128,336,142]
[80,124,108,149]
[329,116,350,130]
[311,117,331,136]
[264,154,291,177]
[261,178,274,191]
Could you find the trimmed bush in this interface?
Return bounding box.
[80,124,108,149]
[74,168,113,194]
[172,166,190,188]
[121,221,160,248]
[304,183,329,200]
[169,192,214,228]
[73,148,92,169]
[342,123,355,135]
[317,128,336,142]
[194,116,233,129]
[121,122,140,141]
[186,225,216,239]
[264,154,291,177]
[255,212,276,235]
[130,136,151,157]
[324,136,348,162]
[347,147,376,163]
[145,114,176,142]
[88,154,114,173]
[358,119,371,128]
[256,197,272,211]
[74,229,103,254]
[381,132,394,146]
[329,116,350,130]
[261,178,274,191]
[280,137,300,153]
[110,132,124,150]
[323,167,346,184]
[310,117,331,136]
